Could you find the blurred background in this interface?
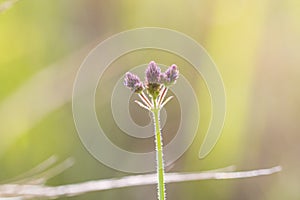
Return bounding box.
[0,0,300,199]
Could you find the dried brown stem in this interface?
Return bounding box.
[0,166,281,199]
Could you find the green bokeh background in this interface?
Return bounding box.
[0,0,300,199]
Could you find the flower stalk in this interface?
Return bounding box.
[124,61,179,200]
[152,98,166,200]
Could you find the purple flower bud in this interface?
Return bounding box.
[124,72,144,93]
[161,64,179,86]
[145,61,161,84]
[159,73,168,84]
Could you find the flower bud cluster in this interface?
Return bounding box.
[124,61,179,97]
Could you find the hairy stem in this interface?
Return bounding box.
[152,100,166,200]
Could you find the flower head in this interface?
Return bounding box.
[159,73,168,84]
[145,61,162,98]
[124,72,144,93]
[160,64,179,86]
[124,61,179,99]
[145,61,161,84]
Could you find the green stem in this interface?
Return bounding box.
[152,100,166,200]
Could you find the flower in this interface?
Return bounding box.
[124,61,179,98]
[160,64,179,86]
[159,73,168,84]
[145,61,163,98]
[145,61,161,84]
[124,72,144,93]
